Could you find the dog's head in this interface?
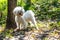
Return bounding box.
[18,9,23,16]
[13,7,25,16]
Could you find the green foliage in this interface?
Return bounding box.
[0,0,60,25]
[0,0,7,25]
[17,0,60,20]
[0,0,60,39]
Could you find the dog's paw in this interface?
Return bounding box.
[14,28,20,32]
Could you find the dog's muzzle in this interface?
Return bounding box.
[19,13,23,16]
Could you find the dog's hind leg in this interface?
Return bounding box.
[31,17,39,30]
[29,21,34,27]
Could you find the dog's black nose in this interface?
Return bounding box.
[19,13,23,16]
[19,13,21,15]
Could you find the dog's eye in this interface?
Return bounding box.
[20,11,23,13]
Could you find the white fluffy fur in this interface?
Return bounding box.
[13,7,38,31]
[13,7,25,16]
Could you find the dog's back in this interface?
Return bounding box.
[25,10,35,16]
[23,10,35,21]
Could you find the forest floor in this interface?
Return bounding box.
[0,20,60,40]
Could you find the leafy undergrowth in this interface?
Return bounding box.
[0,20,60,40]
[0,24,6,33]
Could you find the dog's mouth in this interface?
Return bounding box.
[19,13,23,16]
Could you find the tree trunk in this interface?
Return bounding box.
[6,0,17,29]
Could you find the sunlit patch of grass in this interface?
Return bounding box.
[2,24,6,28]
[0,27,4,33]
[36,21,51,30]
[37,22,46,28]
[0,24,5,33]
[49,30,59,37]
[36,20,60,32]
[43,37,48,40]
[0,24,6,33]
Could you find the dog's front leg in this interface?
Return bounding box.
[14,22,20,31]
[19,24,23,30]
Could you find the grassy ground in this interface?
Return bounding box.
[0,20,60,40]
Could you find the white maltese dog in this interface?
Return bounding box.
[13,7,38,31]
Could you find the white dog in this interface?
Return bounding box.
[13,7,38,31]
